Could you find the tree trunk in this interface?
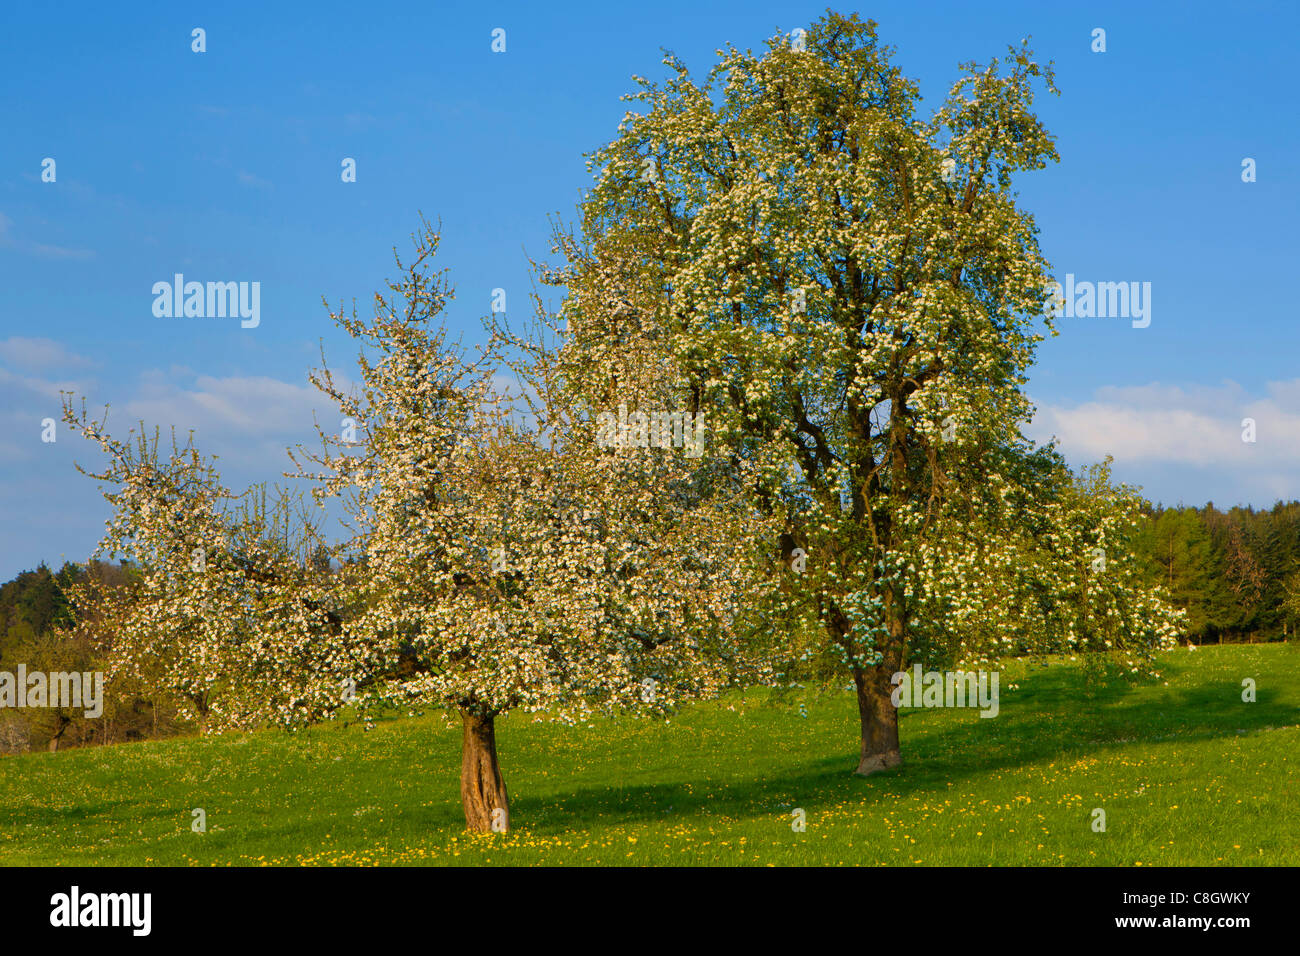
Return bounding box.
[47,713,71,752]
[853,663,901,775]
[460,707,509,832]
[825,595,905,776]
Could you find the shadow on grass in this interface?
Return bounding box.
[499,661,1296,835]
[3,797,138,828]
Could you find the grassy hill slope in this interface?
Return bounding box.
[2,644,1296,866]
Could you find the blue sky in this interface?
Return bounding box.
[2,0,1297,580]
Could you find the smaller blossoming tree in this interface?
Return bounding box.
[294,218,774,830]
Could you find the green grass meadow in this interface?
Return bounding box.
[2,643,1297,866]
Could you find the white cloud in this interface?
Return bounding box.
[0,366,356,580]
[0,337,96,371]
[0,365,99,463]
[124,374,321,433]
[1029,379,1300,505]
[111,371,353,474]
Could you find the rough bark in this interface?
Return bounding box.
[825,593,905,776]
[853,663,901,775]
[460,707,510,832]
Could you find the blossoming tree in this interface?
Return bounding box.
[295,218,773,829]
[570,11,1185,774]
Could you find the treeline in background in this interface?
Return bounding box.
[1135,501,1300,643]
[0,561,186,753]
[3,499,1298,754]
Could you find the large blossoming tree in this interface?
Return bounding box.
[569,11,1184,774]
